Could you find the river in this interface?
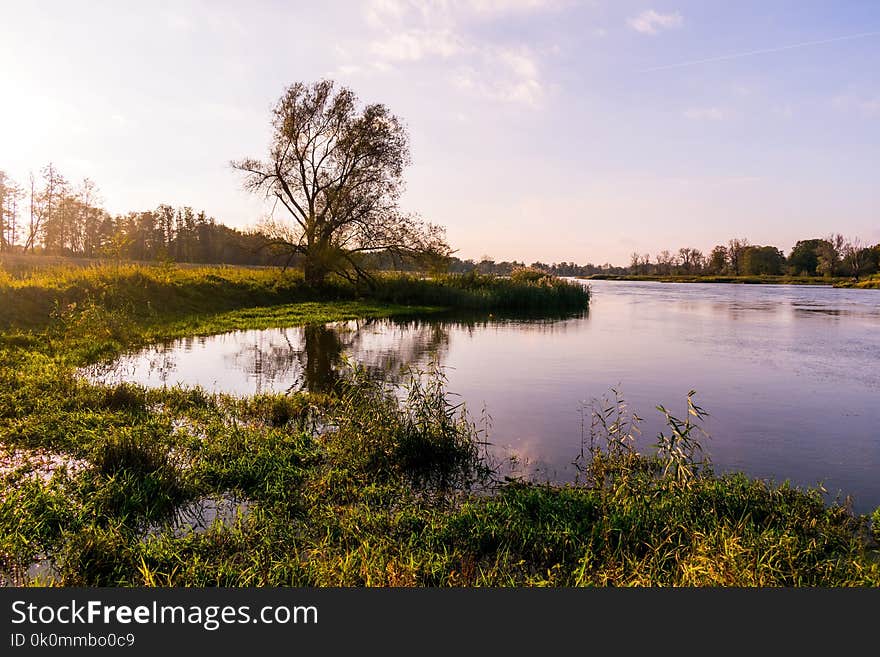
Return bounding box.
[87,280,880,514]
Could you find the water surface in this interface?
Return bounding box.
[89,281,880,514]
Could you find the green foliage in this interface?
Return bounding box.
[788,239,828,276]
[654,391,711,488]
[239,393,320,429]
[87,427,190,522]
[583,273,847,286]
[0,262,588,336]
[740,245,786,276]
[93,428,174,479]
[838,275,880,289]
[575,387,643,488]
[56,525,136,586]
[368,271,590,313]
[326,362,492,491]
[101,383,147,413]
[0,263,315,331]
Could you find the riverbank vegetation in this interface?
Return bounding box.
[837,275,880,289]
[0,261,589,333]
[580,273,849,285]
[578,237,879,283]
[446,237,880,285]
[1,262,878,587]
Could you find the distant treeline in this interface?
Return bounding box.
[0,164,285,266]
[437,235,880,280]
[2,165,878,278]
[619,237,880,279]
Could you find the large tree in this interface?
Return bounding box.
[787,238,827,276]
[706,245,728,274]
[816,233,845,277]
[741,245,785,275]
[726,237,750,275]
[842,236,875,280]
[0,170,23,252]
[232,80,450,285]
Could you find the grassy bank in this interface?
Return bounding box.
[835,275,880,289]
[1,262,878,587]
[0,262,589,333]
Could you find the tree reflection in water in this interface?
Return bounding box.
[86,310,586,396]
[229,318,453,394]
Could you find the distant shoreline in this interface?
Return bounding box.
[578,274,879,289]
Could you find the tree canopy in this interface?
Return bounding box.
[232,80,451,285]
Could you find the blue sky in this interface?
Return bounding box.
[1,0,878,264]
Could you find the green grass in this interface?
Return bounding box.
[1,260,878,587]
[369,269,591,312]
[0,261,589,334]
[835,275,880,289]
[0,263,331,332]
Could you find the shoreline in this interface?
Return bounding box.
[578,274,879,288]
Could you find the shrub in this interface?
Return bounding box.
[327,362,492,491]
[102,383,147,413]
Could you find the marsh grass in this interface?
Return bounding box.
[327,361,493,492]
[575,387,644,489]
[368,271,590,312]
[653,391,711,488]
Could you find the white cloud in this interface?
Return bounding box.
[497,48,538,80]
[365,0,409,28]
[627,9,683,35]
[683,107,728,121]
[369,28,463,61]
[451,47,544,106]
[359,0,554,106]
[335,64,364,76]
[365,0,567,27]
[497,77,543,105]
[467,0,567,15]
[328,61,394,78]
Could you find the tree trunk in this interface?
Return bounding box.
[303,257,327,286]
